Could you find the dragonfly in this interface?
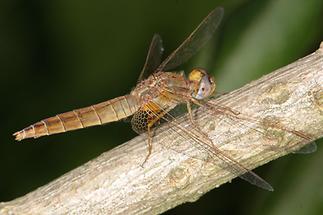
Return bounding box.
[13,7,314,191]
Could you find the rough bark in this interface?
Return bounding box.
[1,43,323,215]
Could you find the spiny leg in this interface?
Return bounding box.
[186,101,195,124]
[186,101,209,140]
[141,125,153,167]
[140,102,166,166]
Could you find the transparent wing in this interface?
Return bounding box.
[143,89,314,190]
[157,98,314,190]
[157,7,224,72]
[137,34,164,83]
[200,97,314,135]
[293,142,317,154]
[199,99,316,158]
[144,100,273,191]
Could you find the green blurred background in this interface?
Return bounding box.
[1,0,323,214]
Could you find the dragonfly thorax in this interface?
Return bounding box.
[189,68,216,100]
[131,72,188,104]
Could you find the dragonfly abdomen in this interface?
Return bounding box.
[14,95,140,141]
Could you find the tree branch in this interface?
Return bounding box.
[1,43,323,215]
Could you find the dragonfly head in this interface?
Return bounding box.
[189,68,216,100]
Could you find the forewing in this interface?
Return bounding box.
[293,142,317,154]
[137,34,164,83]
[157,7,224,72]
[138,89,313,191]
[201,99,315,154]
[144,99,273,191]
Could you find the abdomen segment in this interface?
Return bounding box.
[14,95,139,141]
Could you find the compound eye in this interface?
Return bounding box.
[195,75,213,99]
[188,68,206,82]
[189,68,215,100]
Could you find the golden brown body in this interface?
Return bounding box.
[14,95,140,141]
[14,72,193,141]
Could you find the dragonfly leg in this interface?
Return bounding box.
[186,101,210,140]
[141,126,153,167]
[186,101,195,124]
